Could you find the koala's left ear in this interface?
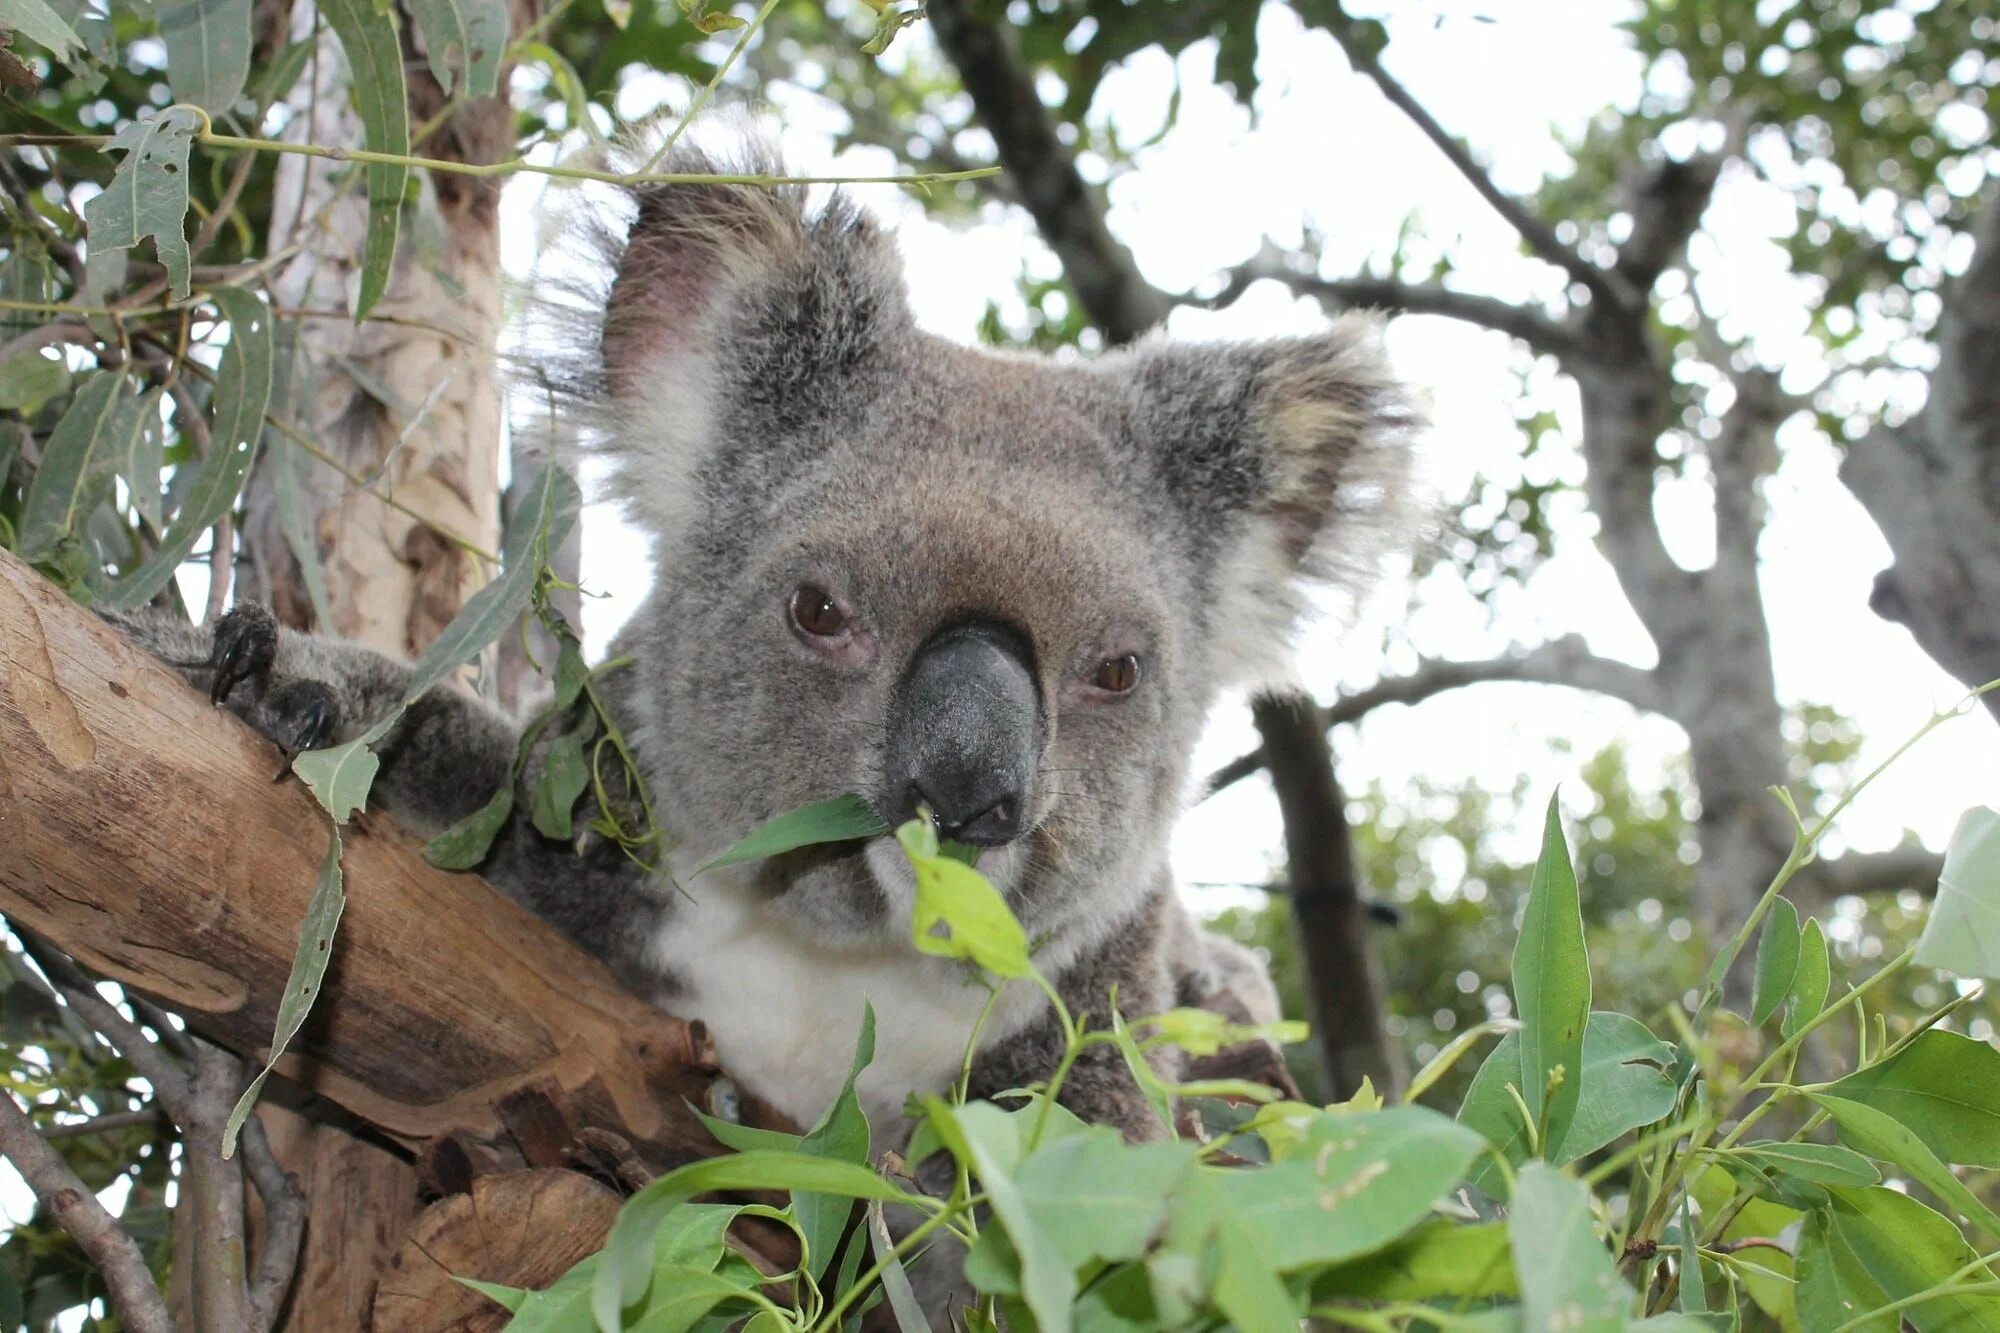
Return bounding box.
[1121,315,1423,684]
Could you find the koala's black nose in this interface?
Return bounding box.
[885,622,1040,848]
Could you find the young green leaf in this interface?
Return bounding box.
[1678,1194,1710,1314]
[592,1151,917,1330]
[157,0,252,110]
[1508,1162,1629,1333]
[317,0,409,319]
[1513,795,1591,1161]
[922,1097,1077,1333]
[290,726,387,826]
[223,822,345,1155]
[0,347,69,412]
[1914,807,2000,979]
[1750,896,1800,1027]
[1309,1220,1517,1304]
[1796,1186,2000,1332]
[84,107,201,302]
[529,731,590,840]
[18,369,131,560]
[1824,1029,2000,1167]
[422,786,514,870]
[1784,916,1830,1040]
[123,388,165,530]
[105,287,275,609]
[1209,1215,1301,1333]
[1811,1093,2000,1240]
[698,794,888,874]
[792,1004,876,1278]
[898,822,1033,978]
[1012,1128,1197,1270]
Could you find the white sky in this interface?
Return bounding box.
[500,0,1998,899]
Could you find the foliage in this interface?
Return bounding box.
[469,688,2000,1330]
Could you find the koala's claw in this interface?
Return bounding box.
[206,604,280,704]
[265,679,342,755]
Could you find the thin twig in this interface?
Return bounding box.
[40,1107,165,1140]
[207,513,236,622]
[18,938,193,1116]
[0,1091,173,1333]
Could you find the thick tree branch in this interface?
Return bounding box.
[0,1090,173,1333]
[187,1043,255,1333]
[1613,153,1724,293]
[1202,241,1580,358]
[1204,637,1664,798]
[1804,847,1946,903]
[1329,22,1626,311]
[925,0,1171,342]
[241,1111,306,1330]
[0,547,754,1172]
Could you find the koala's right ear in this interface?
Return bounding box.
[593,145,910,531]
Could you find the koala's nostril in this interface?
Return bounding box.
[939,793,1025,848]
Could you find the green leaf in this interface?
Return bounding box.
[318,0,409,319]
[1508,1162,1629,1333]
[157,0,252,110]
[401,463,580,704]
[1784,916,1830,1040]
[18,369,132,560]
[530,730,590,840]
[1722,1140,1880,1209]
[423,786,514,870]
[1750,897,1800,1027]
[1310,1220,1517,1303]
[1796,1185,2000,1332]
[1014,1128,1197,1270]
[0,347,69,412]
[792,1004,875,1278]
[124,388,165,530]
[553,637,589,709]
[1070,1264,1158,1333]
[1134,1007,1308,1057]
[1192,1106,1484,1273]
[866,1200,933,1333]
[1915,807,2000,979]
[266,326,333,626]
[1459,1012,1677,1196]
[677,0,745,32]
[223,822,345,1154]
[1210,1215,1301,1333]
[923,1097,1077,1333]
[84,108,200,303]
[1513,795,1591,1161]
[1811,1093,2000,1240]
[407,0,505,97]
[290,725,386,825]
[0,0,83,64]
[453,1275,526,1312]
[1678,1194,1709,1314]
[594,1152,916,1330]
[698,794,888,874]
[897,819,1032,977]
[1824,1029,2000,1167]
[104,287,275,609]
[691,1107,799,1155]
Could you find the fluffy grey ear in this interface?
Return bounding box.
[592,144,911,534]
[1123,315,1423,686]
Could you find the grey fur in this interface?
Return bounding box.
[110,142,1420,1144]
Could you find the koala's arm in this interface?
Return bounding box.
[966,888,1184,1143]
[100,606,672,989]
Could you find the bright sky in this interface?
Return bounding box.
[502,0,1998,900]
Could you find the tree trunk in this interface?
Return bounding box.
[1840,202,2000,720]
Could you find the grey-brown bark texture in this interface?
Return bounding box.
[927,0,1404,1098]
[1841,201,2000,723]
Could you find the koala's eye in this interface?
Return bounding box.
[1091,653,1142,695]
[789,586,848,638]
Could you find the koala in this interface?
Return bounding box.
[109,144,1417,1149]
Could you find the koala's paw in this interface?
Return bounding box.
[247,679,343,756]
[206,603,280,704]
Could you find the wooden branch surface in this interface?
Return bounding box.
[0,548,731,1161]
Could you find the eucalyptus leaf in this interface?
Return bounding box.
[84,107,200,302]
[0,0,82,65]
[867,1201,933,1333]
[19,369,130,560]
[898,820,1033,977]
[0,347,69,411]
[1824,1029,2000,1167]
[1310,1220,1517,1304]
[422,786,514,870]
[924,1097,1077,1332]
[1783,916,1830,1040]
[1914,807,2000,979]
[407,0,505,97]
[318,0,409,319]
[223,823,345,1155]
[1513,795,1591,1161]
[1750,897,1800,1027]
[1508,1162,1629,1333]
[1796,1185,2000,1332]
[698,794,888,874]
[104,286,274,609]
[157,0,252,110]
[1811,1093,2000,1239]
[530,730,590,840]
[289,721,389,825]
[793,1004,875,1278]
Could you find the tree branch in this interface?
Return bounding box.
[1330,22,1626,311]
[1203,637,1664,798]
[1804,847,1945,903]
[20,937,194,1118]
[925,0,1171,342]
[187,1043,254,1333]
[241,1112,306,1330]
[0,1091,173,1333]
[1201,240,1580,358]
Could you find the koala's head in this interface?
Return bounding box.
[581,147,1418,947]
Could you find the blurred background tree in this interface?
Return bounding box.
[2,0,1995,1324]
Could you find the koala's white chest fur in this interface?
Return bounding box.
[646,865,1044,1133]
